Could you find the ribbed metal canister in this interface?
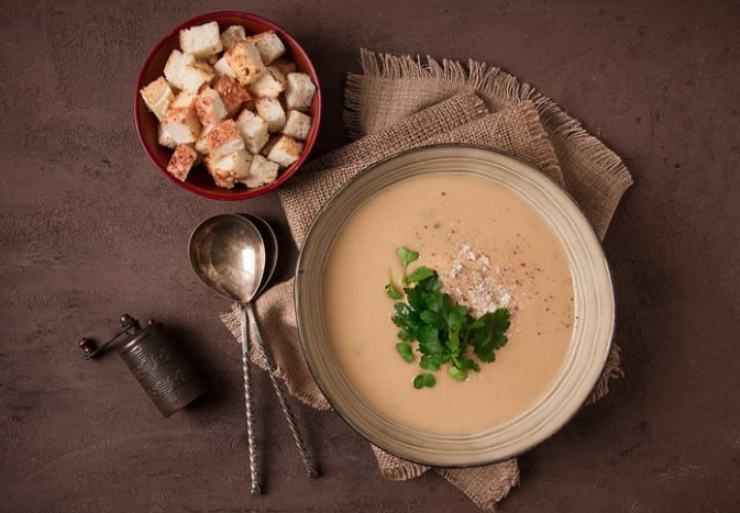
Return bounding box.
[118,321,206,417]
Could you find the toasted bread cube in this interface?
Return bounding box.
[140,77,174,121]
[248,67,285,99]
[179,21,222,59]
[164,50,195,90]
[206,120,245,160]
[182,61,215,93]
[282,110,311,141]
[195,124,214,155]
[162,98,201,144]
[284,72,316,111]
[206,150,252,188]
[236,110,269,153]
[242,154,279,188]
[206,54,219,65]
[225,41,265,86]
[195,86,228,126]
[254,98,285,132]
[265,134,303,167]
[213,75,250,115]
[166,144,198,181]
[272,58,297,76]
[158,124,177,149]
[248,31,285,64]
[220,25,246,50]
[213,56,236,78]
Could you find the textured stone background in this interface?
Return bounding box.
[1,0,739,512]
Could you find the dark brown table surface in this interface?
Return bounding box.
[2,0,739,511]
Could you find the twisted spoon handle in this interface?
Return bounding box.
[240,304,261,494]
[246,302,319,479]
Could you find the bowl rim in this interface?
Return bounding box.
[134,10,322,201]
[294,143,616,467]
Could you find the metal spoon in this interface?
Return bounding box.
[241,214,318,480]
[188,214,317,495]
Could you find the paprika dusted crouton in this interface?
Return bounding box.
[206,120,246,160]
[225,41,265,86]
[166,144,198,181]
[162,98,201,145]
[195,86,228,126]
[206,150,252,188]
[213,75,250,115]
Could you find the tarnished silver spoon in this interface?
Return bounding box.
[188,214,317,495]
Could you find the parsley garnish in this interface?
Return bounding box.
[387,247,511,388]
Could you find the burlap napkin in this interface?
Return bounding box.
[222,50,633,510]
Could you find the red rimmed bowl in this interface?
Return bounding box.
[134,11,322,201]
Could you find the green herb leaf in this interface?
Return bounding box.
[471,308,511,362]
[397,247,419,266]
[385,283,402,300]
[386,247,511,388]
[448,366,468,381]
[397,247,420,285]
[396,342,414,363]
[420,310,446,329]
[406,266,435,283]
[419,355,442,371]
[413,373,436,389]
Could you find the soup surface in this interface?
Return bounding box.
[322,174,574,435]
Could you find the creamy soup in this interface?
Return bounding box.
[322,174,574,435]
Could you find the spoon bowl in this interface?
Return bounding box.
[242,214,278,295]
[188,214,266,304]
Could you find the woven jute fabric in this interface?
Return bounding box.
[221,50,633,511]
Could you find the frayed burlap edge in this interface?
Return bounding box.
[345,49,634,239]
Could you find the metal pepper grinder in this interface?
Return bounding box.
[80,314,206,417]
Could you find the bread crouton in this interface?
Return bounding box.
[220,25,246,50]
[181,61,215,93]
[206,149,252,188]
[164,50,195,90]
[213,75,250,115]
[213,56,236,78]
[179,21,223,59]
[206,119,245,160]
[248,31,286,64]
[236,110,269,153]
[265,134,303,167]
[140,76,174,121]
[166,144,198,181]
[242,154,279,188]
[225,41,265,86]
[158,124,177,149]
[162,99,201,144]
[271,58,297,76]
[248,66,286,99]
[254,98,286,132]
[282,110,311,140]
[195,86,228,126]
[284,72,316,111]
[194,124,214,155]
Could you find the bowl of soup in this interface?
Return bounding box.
[295,145,615,466]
